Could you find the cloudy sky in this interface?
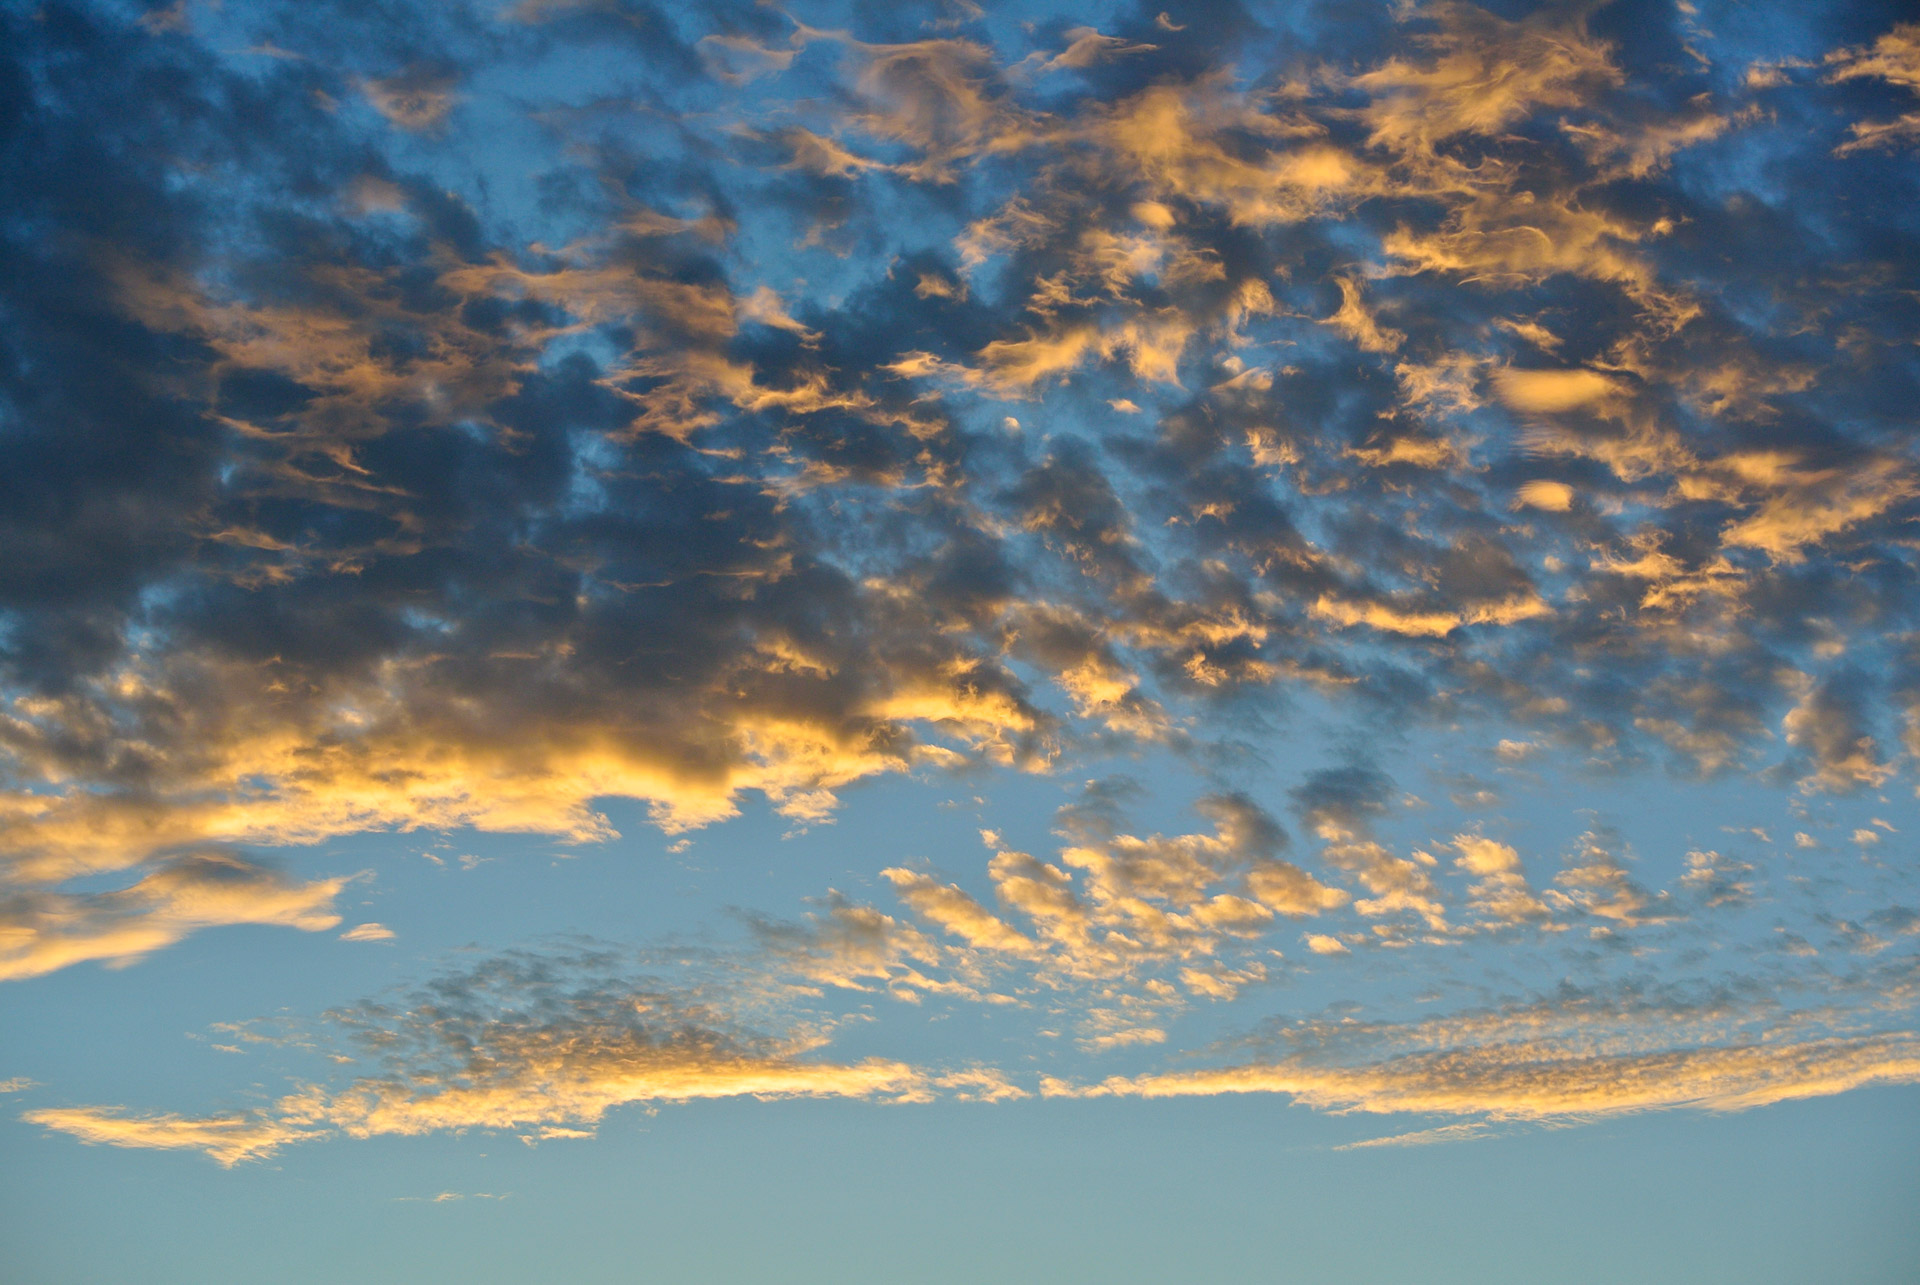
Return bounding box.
[3,0,1919,1279]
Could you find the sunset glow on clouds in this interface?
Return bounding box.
[3,0,1918,1279]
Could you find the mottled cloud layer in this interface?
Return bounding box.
[27,925,1920,1163]
[6,0,1920,1155]
[26,950,1010,1165]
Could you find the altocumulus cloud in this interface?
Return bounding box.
[26,950,1001,1165]
[5,0,1920,1155]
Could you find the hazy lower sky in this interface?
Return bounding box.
[3,0,1918,1280]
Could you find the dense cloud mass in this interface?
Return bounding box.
[7,0,1920,1159]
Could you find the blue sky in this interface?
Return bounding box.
[3,0,1919,1279]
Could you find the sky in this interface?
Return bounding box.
[2,0,1919,1279]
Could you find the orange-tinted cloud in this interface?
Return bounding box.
[0,853,348,982]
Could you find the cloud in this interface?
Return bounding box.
[1088,1033,1920,1120]
[745,892,946,992]
[880,869,1038,957]
[1547,831,1670,929]
[22,1105,315,1167]
[1292,767,1447,936]
[28,953,948,1164]
[23,928,1250,1163]
[360,65,462,131]
[1680,849,1754,909]
[963,791,1343,985]
[1782,668,1897,794]
[1513,479,1573,511]
[1827,23,1920,154]
[1336,1121,1491,1150]
[1323,277,1404,354]
[721,787,1350,1038]
[1024,27,1157,77]
[0,853,349,982]
[1058,986,1920,1124]
[7,0,1920,1176]
[1492,368,1624,415]
[3,0,1917,923]
[1716,456,1916,564]
[294,1017,924,1143]
[1348,3,1620,154]
[1450,835,1549,927]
